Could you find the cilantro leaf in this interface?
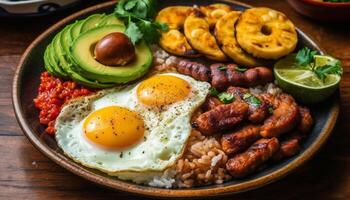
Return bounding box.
[296,47,318,66]
[218,66,227,71]
[114,0,163,44]
[218,92,235,104]
[235,67,247,73]
[125,21,143,44]
[243,93,261,106]
[154,21,169,31]
[124,0,137,10]
[137,20,161,44]
[209,87,219,96]
[314,60,343,81]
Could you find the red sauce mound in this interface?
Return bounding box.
[34,72,93,135]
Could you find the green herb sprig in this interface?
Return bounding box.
[243,93,261,106]
[115,0,168,44]
[295,47,342,82]
[209,87,235,104]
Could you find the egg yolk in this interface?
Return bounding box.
[83,106,144,149]
[137,75,191,107]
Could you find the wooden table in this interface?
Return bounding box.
[1,0,350,199]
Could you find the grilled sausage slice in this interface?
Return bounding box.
[226,137,280,178]
[177,60,211,82]
[211,64,273,91]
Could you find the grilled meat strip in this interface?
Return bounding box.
[272,131,305,161]
[226,138,280,178]
[298,106,313,134]
[260,93,300,138]
[192,101,249,135]
[227,86,269,123]
[202,96,222,111]
[221,125,261,155]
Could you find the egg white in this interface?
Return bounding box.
[55,73,210,174]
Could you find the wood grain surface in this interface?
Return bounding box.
[1,0,350,199]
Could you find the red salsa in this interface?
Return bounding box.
[34,72,93,135]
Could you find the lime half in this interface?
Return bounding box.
[274,54,341,104]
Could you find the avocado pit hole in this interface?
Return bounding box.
[94,32,135,66]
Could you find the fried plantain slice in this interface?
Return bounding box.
[156,6,201,57]
[215,11,262,67]
[199,3,232,27]
[184,9,228,61]
[236,7,298,59]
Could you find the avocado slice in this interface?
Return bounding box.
[71,25,153,84]
[70,20,84,41]
[97,14,124,27]
[60,24,74,62]
[52,30,113,88]
[44,45,59,76]
[81,14,105,33]
[47,43,69,78]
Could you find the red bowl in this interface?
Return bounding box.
[287,0,350,21]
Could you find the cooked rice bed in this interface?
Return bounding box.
[174,130,231,188]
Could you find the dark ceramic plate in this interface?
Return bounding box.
[12,0,339,198]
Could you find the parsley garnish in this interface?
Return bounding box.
[296,47,317,66]
[218,92,235,104]
[209,87,235,104]
[243,93,261,106]
[115,0,168,44]
[235,67,248,73]
[209,87,219,96]
[218,66,227,71]
[295,47,343,82]
[314,61,342,81]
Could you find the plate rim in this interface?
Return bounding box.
[12,0,340,197]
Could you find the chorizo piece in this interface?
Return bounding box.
[226,137,280,178]
[177,60,211,81]
[211,64,273,91]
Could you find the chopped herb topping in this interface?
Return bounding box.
[218,92,235,104]
[209,87,219,96]
[235,67,248,73]
[218,66,227,71]
[243,93,262,106]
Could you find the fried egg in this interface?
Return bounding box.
[55,73,210,175]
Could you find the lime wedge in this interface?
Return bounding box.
[274,54,341,104]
